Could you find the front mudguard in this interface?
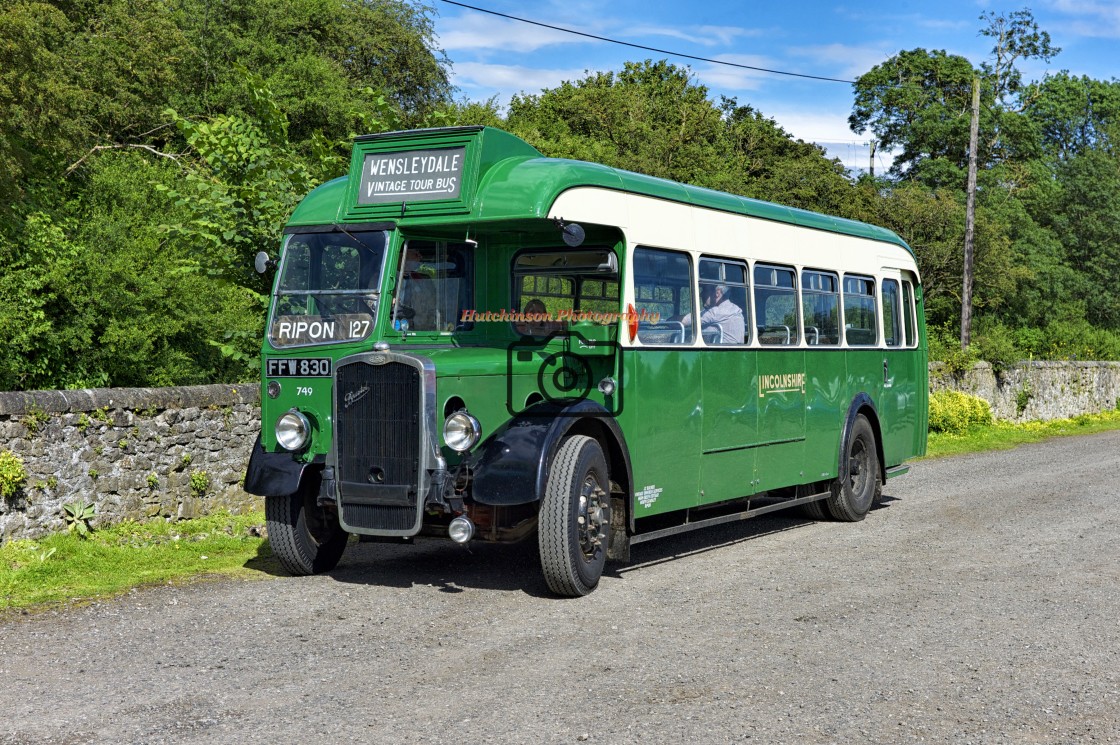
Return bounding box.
[244,433,318,497]
[468,399,631,507]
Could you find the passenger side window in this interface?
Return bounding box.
[902,280,917,348]
[698,258,749,345]
[633,247,694,345]
[754,264,800,346]
[802,270,840,346]
[843,275,877,346]
[882,279,901,347]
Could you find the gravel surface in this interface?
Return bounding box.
[2,431,1119,744]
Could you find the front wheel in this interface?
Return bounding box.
[266,486,349,575]
[826,414,882,522]
[539,435,611,597]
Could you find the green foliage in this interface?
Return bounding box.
[180,453,192,467]
[146,473,159,489]
[0,450,28,499]
[972,321,1021,375]
[23,406,49,435]
[189,470,211,497]
[849,48,978,185]
[928,391,993,434]
[1012,317,1120,361]
[928,322,979,376]
[0,0,450,392]
[62,501,96,538]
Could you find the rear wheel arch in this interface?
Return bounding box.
[840,395,886,485]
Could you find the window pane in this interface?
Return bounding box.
[883,279,901,347]
[398,241,473,333]
[902,281,916,347]
[843,274,877,346]
[698,258,748,345]
[802,270,839,346]
[633,247,694,345]
[754,264,799,346]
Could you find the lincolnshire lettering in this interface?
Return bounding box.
[758,372,806,397]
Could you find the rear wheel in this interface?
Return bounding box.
[266,483,349,575]
[539,435,610,597]
[826,414,882,522]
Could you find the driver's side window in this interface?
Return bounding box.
[396,240,474,333]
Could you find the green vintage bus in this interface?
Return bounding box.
[245,126,927,596]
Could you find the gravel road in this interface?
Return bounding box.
[2,431,1119,745]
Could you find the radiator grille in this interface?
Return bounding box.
[335,360,422,531]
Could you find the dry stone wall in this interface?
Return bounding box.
[930,361,1120,422]
[0,385,261,542]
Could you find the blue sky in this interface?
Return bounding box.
[431,0,1119,170]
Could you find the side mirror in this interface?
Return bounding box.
[561,222,585,247]
[254,251,275,274]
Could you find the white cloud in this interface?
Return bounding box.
[1045,0,1120,38]
[625,24,764,48]
[436,14,581,54]
[693,55,777,92]
[787,43,897,81]
[448,61,588,99]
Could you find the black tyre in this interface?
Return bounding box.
[539,435,610,597]
[265,485,349,576]
[826,414,882,522]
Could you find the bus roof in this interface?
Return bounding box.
[287,126,912,255]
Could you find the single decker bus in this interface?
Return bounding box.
[245,126,928,596]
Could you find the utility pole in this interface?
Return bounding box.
[869,140,876,177]
[961,76,980,350]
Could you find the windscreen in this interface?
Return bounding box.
[268,229,386,348]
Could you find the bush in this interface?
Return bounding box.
[973,321,1021,376]
[928,322,978,376]
[0,450,28,499]
[929,391,993,434]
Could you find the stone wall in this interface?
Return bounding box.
[930,361,1120,422]
[0,385,261,542]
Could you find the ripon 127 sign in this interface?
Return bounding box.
[357,147,465,205]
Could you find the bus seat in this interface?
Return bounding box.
[701,323,724,344]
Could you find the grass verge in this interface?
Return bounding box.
[1,510,276,613]
[926,409,1120,458]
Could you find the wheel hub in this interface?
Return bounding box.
[577,476,608,559]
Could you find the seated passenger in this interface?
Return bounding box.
[683,284,745,344]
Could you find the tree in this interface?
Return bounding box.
[1022,73,1120,160]
[848,49,978,186]
[507,60,860,215]
[0,0,454,391]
